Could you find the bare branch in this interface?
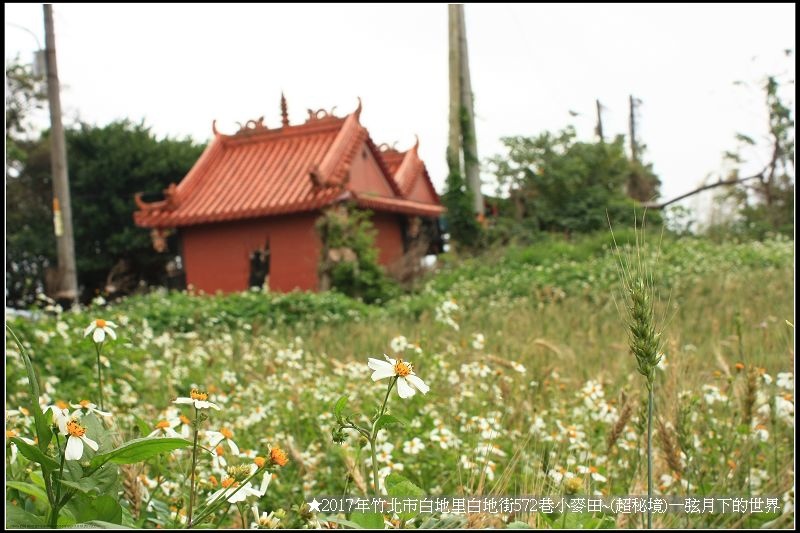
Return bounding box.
[643,172,764,210]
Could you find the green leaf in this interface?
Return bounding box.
[89,437,192,469]
[60,478,101,495]
[5,502,44,527]
[62,460,84,483]
[334,395,349,421]
[60,464,119,496]
[6,327,53,452]
[11,437,59,470]
[81,413,114,453]
[6,481,50,510]
[385,473,425,521]
[349,511,384,529]
[374,414,405,433]
[74,495,123,525]
[134,417,152,438]
[29,471,46,490]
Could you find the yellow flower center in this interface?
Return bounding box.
[67,419,86,438]
[190,389,208,401]
[180,415,191,425]
[56,400,68,410]
[220,428,234,440]
[215,445,225,456]
[270,447,289,467]
[209,475,219,487]
[156,420,171,430]
[394,359,412,377]
[254,456,266,468]
[7,429,17,438]
[96,319,106,328]
[221,477,238,488]
[79,400,91,408]
[20,407,29,416]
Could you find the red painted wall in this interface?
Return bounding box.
[371,212,404,266]
[180,209,406,294]
[180,212,321,293]
[349,143,397,196]
[407,177,439,205]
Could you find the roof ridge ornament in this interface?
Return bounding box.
[306,108,334,122]
[280,92,289,128]
[235,116,268,135]
[354,96,362,119]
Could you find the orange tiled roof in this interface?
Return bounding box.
[135,102,443,228]
[385,139,440,202]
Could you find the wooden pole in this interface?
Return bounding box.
[44,4,79,304]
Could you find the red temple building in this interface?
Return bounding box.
[133,97,444,293]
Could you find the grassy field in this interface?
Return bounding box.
[5,233,795,528]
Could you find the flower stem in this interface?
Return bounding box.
[237,503,247,528]
[370,438,380,497]
[95,342,105,411]
[376,377,396,423]
[647,384,653,529]
[369,377,397,496]
[187,407,199,527]
[215,503,232,527]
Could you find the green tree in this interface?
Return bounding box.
[441,160,482,250]
[488,127,654,239]
[316,205,397,303]
[722,73,794,238]
[6,58,54,305]
[6,119,204,305]
[5,58,46,176]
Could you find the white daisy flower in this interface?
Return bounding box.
[471,333,485,350]
[84,319,118,343]
[44,401,72,435]
[776,372,794,390]
[206,428,240,456]
[173,389,221,410]
[148,419,180,438]
[367,354,430,399]
[390,335,409,353]
[207,476,268,505]
[63,418,99,460]
[251,506,281,529]
[6,429,35,464]
[70,400,112,418]
[402,437,425,455]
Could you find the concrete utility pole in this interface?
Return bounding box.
[44,4,78,304]
[456,5,483,215]
[447,4,484,215]
[447,4,462,178]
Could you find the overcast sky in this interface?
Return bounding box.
[5,3,796,215]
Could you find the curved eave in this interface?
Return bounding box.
[353,194,445,218]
